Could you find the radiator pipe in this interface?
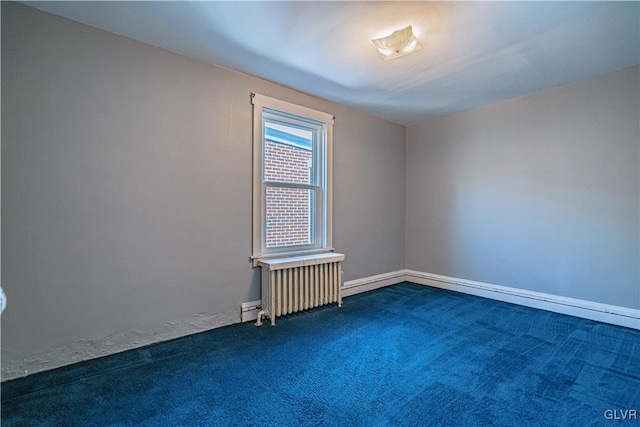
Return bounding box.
[256,309,265,326]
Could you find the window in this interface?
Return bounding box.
[251,94,334,263]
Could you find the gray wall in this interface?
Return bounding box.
[406,65,640,309]
[1,3,406,379]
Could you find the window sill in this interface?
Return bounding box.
[252,251,344,269]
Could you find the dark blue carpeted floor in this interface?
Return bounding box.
[2,282,639,426]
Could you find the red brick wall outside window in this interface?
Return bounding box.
[264,139,313,248]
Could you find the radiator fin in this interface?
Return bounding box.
[257,253,344,325]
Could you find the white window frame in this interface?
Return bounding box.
[251,93,334,265]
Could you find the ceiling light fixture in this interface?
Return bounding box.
[371,25,422,60]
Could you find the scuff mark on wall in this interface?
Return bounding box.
[1,307,240,381]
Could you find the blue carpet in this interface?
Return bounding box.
[2,282,639,426]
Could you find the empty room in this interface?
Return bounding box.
[1,1,639,426]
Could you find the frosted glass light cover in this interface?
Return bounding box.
[371,25,422,60]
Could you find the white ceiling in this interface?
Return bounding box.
[22,1,640,125]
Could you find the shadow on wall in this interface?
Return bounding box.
[451,176,636,301]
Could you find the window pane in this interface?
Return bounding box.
[264,122,313,185]
[265,186,315,248]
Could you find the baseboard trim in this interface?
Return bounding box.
[340,268,639,329]
[241,300,261,323]
[342,270,407,298]
[405,270,640,330]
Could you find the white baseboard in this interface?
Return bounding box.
[404,270,640,330]
[342,270,407,297]
[241,300,261,323]
[339,268,639,330]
